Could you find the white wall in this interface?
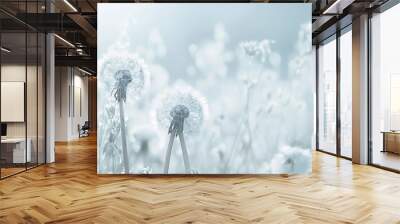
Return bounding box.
[1,66,26,139]
[55,66,69,141]
[1,65,40,137]
[1,63,47,163]
[70,72,89,138]
[55,67,89,141]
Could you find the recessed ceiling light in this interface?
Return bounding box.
[78,67,92,76]
[1,47,11,53]
[63,0,78,12]
[54,34,75,48]
[323,0,353,15]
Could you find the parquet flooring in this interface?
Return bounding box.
[1,135,400,223]
[0,167,26,178]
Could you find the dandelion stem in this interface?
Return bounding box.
[119,100,130,173]
[178,132,191,173]
[164,129,176,174]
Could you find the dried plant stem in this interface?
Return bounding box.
[164,129,176,174]
[241,86,254,169]
[223,121,243,172]
[119,100,130,173]
[178,132,191,173]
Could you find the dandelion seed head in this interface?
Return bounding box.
[152,83,209,134]
[116,70,133,84]
[170,105,190,119]
[100,51,149,97]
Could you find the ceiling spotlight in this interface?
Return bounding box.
[76,48,85,55]
[1,47,11,53]
[54,34,75,48]
[322,0,354,15]
[63,0,78,12]
[78,67,92,76]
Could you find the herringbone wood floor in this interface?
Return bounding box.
[1,135,400,224]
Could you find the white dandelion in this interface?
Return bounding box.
[153,83,208,134]
[152,83,208,173]
[100,52,149,97]
[100,51,149,174]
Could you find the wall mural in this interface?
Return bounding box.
[97,3,313,174]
